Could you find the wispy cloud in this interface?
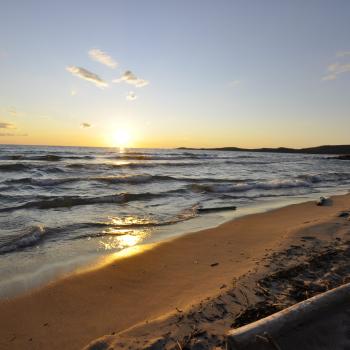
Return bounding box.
[0,132,27,137]
[126,91,137,101]
[322,62,350,81]
[113,70,149,87]
[81,122,92,128]
[0,121,16,129]
[336,51,350,57]
[322,51,350,81]
[228,80,240,88]
[7,107,25,117]
[89,48,118,68]
[66,66,108,88]
[8,107,17,116]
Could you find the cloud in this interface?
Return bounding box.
[0,121,16,129]
[126,91,137,101]
[81,122,92,128]
[113,70,149,87]
[322,62,350,81]
[0,133,27,137]
[228,80,240,87]
[89,48,118,68]
[8,107,16,116]
[5,107,25,117]
[336,51,350,57]
[70,89,77,96]
[66,66,108,88]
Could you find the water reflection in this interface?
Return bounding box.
[109,215,155,226]
[98,215,152,250]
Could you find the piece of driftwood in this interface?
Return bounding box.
[227,282,350,350]
[198,205,237,213]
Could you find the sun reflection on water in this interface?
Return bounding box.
[109,216,155,226]
[98,215,152,251]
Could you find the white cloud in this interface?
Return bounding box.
[70,89,77,96]
[0,132,27,137]
[126,91,137,101]
[88,48,118,68]
[322,62,350,81]
[113,70,149,87]
[81,122,92,128]
[66,66,108,88]
[336,51,350,57]
[6,107,25,118]
[0,121,16,129]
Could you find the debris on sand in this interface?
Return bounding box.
[84,227,350,350]
[316,197,327,206]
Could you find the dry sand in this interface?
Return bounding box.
[1,194,350,350]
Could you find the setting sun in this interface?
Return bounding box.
[113,129,132,148]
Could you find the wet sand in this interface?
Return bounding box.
[1,193,350,350]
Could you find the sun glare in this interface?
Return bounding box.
[114,129,132,148]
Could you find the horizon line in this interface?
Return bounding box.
[1,143,350,150]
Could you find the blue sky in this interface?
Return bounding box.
[0,0,349,147]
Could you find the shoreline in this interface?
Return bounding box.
[1,193,350,349]
[2,188,348,300]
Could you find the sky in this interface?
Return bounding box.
[0,0,350,148]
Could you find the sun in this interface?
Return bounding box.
[113,129,132,148]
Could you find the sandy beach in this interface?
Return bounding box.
[1,193,350,350]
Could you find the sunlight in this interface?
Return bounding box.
[99,228,150,250]
[113,129,132,148]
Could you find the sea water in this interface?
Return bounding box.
[0,145,349,296]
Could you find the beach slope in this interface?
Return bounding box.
[1,194,350,350]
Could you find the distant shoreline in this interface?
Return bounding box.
[178,144,350,155]
[1,144,350,155]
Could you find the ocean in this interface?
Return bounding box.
[0,144,349,296]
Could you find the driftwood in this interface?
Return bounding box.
[227,282,350,350]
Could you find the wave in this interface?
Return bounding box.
[90,175,248,185]
[105,152,260,161]
[66,161,204,170]
[188,172,350,195]
[0,162,66,173]
[73,204,200,240]
[4,174,174,187]
[0,163,31,172]
[106,154,155,160]
[0,191,179,212]
[5,177,81,187]
[0,154,94,161]
[105,154,222,161]
[91,174,174,185]
[224,160,273,165]
[0,225,46,254]
[3,174,257,188]
[189,178,313,194]
[0,203,200,254]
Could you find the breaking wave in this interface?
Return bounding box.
[0,225,46,254]
[0,191,185,212]
[0,154,94,161]
[189,178,315,194]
